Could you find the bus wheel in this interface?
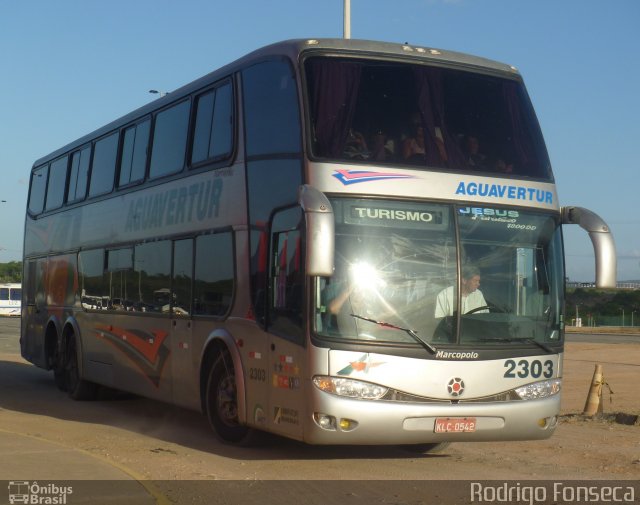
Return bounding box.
[65,334,97,401]
[398,442,451,454]
[205,350,252,444]
[53,363,67,392]
[53,346,68,392]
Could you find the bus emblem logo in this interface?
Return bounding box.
[447,377,465,397]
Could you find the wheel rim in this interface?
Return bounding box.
[216,372,239,427]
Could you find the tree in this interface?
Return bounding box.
[0,262,22,283]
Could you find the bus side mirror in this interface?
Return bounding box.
[298,185,334,277]
[561,206,617,288]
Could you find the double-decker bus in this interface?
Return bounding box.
[22,39,615,451]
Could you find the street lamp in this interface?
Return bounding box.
[148,89,168,98]
[344,0,351,39]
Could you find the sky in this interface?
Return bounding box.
[1,0,638,281]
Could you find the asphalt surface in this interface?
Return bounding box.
[0,318,158,504]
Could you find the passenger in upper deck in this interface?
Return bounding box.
[369,128,395,162]
[402,124,427,162]
[343,129,370,160]
[463,135,487,170]
[401,110,449,165]
[492,157,514,174]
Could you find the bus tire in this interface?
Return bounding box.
[53,342,68,392]
[53,363,67,392]
[398,442,451,454]
[65,334,97,401]
[205,349,253,445]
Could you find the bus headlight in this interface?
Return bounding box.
[515,379,562,400]
[313,376,388,400]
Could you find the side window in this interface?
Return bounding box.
[68,146,90,203]
[45,156,68,211]
[119,119,150,186]
[28,165,48,215]
[242,60,301,156]
[149,100,190,179]
[89,132,119,197]
[106,247,133,310]
[191,80,233,165]
[0,288,8,300]
[194,232,234,316]
[268,207,304,342]
[135,241,172,312]
[79,249,106,309]
[172,239,193,316]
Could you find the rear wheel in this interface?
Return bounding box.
[205,350,253,444]
[65,334,97,401]
[53,345,68,392]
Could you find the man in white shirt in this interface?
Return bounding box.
[435,265,488,318]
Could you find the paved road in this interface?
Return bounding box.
[0,316,20,354]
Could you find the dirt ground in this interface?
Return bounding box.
[0,319,638,484]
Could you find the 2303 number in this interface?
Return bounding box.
[503,359,554,379]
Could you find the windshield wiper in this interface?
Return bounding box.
[350,313,437,354]
[480,337,555,353]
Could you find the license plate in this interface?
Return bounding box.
[434,417,476,433]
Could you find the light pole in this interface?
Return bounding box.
[343,0,351,39]
[620,308,625,327]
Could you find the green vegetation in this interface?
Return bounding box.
[566,288,640,326]
[0,261,21,283]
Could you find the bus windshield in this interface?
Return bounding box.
[305,56,552,180]
[315,199,564,348]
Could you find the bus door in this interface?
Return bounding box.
[266,207,306,438]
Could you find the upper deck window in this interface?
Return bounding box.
[119,119,150,186]
[149,100,190,179]
[191,81,233,165]
[305,57,552,180]
[28,165,48,215]
[242,60,301,156]
[68,146,90,203]
[89,132,119,197]
[45,155,68,211]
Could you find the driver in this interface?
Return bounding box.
[435,265,488,318]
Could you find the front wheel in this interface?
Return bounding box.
[205,350,253,445]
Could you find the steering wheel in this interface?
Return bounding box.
[465,305,491,315]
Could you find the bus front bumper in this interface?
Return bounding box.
[304,389,561,445]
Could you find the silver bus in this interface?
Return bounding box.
[22,39,615,452]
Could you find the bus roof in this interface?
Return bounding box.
[32,38,521,168]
